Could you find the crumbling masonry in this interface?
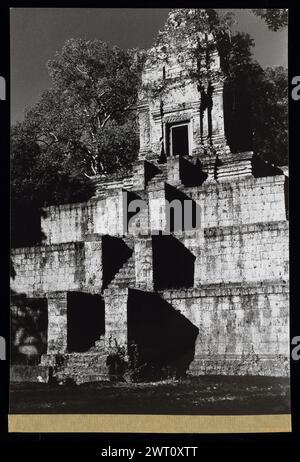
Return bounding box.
[10,27,289,383]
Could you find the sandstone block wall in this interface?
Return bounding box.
[11,240,103,295]
[160,282,289,376]
[134,237,153,290]
[38,175,287,247]
[10,164,289,380]
[187,175,287,228]
[47,291,68,354]
[198,222,289,285]
[104,288,128,351]
[41,190,126,245]
[10,10,289,383]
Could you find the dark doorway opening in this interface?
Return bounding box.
[128,289,199,380]
[169,123,190,157]
[152,235,195,290]
[67,292,105,353]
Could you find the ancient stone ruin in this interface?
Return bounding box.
[10,13,289,383]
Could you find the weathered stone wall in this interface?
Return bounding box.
[41,352,108,384]
[10,365,49,383]
[11,239,102,295]
[186,175,287,228]
[198,221,289,285]
[47,291,68,354]
[104,288,128,351]
[41,190,126,245]
[134,237,153,290]
[160,282,289,376]
[39,174,286,247]
[10,7,289,384]
[10,167,289,381]
[142,175,287,237]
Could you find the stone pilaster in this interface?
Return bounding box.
[167,156,182,186]
[46,291,68,354]
[104,288,129,354]
[138,104,151,160]
[134,237,154,291]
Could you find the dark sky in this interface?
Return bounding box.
[10,8,288,124]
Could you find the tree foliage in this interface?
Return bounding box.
[11,39,142,247]
[144,9,234,105]
[143,8,288,165]
[24,38,142,176]
[11,11,288,248]
[251,66,288,165]
[11,121,94,247]
[217,29,288,164]
[252,9,288,31]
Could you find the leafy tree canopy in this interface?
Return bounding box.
[143,9,288,165]
[217,30,288,165]
[145,8,234,96]
[11,39,143,247]
[23,38,143,177]
[252,66,288,165]
[251,9,288,31]
[11,11,288,248]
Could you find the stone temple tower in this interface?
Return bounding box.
[11,10,289,384]
[137,17,227,165]
[134,8,257,184]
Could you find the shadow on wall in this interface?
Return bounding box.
[284,175,289,220]
[152,235,195,290]
[67,292,105,353]
[251,154,283,178]
[11,201,47,248]
[144,161,161,186]
[223,81,253,153]
[165,183,202,233]
[179,157,208,187]
[128,289,199,381]
[102,236,132,289]
[11,294,48,365]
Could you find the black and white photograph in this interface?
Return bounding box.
[8,7,290,433]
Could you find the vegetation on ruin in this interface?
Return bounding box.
[11,40,143,246]
[144,8,288,163]
[11,9,288,247]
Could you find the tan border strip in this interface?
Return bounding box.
[9,414,292,433]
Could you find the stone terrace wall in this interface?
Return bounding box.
[197,221,289,285]
[186,175,287,228]
[41,190,125,245]
[161,282,289,376]
[40,175,287,245]
[11,239,102,296]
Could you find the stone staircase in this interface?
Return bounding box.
[41,335,109,384]
[104,252,136,293]
[54,352,108,384]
